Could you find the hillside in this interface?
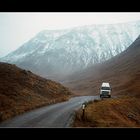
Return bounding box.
[73,96,140,127]
[64,35,140,97]
[0,62,72,122]
[1,21,140,81]
[72,36,140,127]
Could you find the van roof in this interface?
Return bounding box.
[102,82,110,87]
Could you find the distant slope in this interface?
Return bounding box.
[0,62,72,122]
[1,21,140,81]
[72,36,140,127]
[64,35,140,96]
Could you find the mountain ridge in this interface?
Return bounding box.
[1,21,140,81]
[63,35,140,96]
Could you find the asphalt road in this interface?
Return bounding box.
[0,96,99,127]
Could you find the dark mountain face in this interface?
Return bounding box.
[1,21,140,81]
[63,36,140,96]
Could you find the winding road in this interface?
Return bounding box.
[0,96,99,127]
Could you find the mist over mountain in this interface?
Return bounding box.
[1,21,140,81]
[64,35,140,96]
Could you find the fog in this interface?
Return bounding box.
[0,12,140,57]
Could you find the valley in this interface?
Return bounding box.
[0,20,140,127]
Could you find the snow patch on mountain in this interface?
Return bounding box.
[1,21,140,80]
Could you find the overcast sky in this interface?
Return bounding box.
[0,12,140,57]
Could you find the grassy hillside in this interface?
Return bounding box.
[73,61,140,127]
[64,36,140,96]
[72,36,140,127]
[0,62,72,122]
[73,96,140,127]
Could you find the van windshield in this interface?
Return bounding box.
[101,87,110,90]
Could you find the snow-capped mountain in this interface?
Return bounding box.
[1,21,140,80]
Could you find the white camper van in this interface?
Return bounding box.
[100,82,111,98]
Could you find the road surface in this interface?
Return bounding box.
[0,96,99,127]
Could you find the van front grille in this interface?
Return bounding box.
[102,91,109,95]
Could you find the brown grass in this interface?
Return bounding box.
[0,62,72,122]
[64,36,140,97]
[73,96,140,127]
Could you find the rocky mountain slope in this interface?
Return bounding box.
[71,36,140,127]
[1,21,140,80]
[64,35,140,96]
